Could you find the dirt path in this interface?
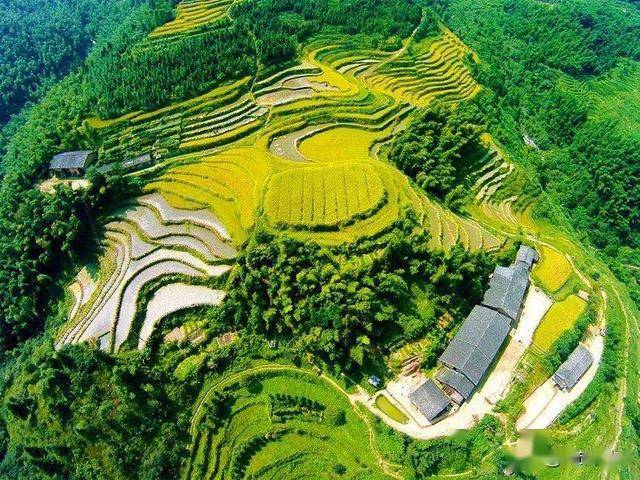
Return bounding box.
[327,380,404,479]
[602,280,636,479]
[564,252,593,290]
[363,9,424,77]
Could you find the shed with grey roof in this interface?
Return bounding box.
[97,152,155,175]
[516,245,539,271]
[49,151,97,177]
[437,366,476,404]
[439,305,511,386]
[553,344,593,391]
[409,379,451,423]
[482,264,530,323]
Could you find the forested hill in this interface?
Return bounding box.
[430,0,640,259]
[0,0,173,128]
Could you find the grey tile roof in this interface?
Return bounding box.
[409,379,450,422]
[123,153,152,169]
[482,264,530,322]
[50,151,95,170]
[97,153,153,174]
[437,366,475,399]
[516,245,539,270]
[553,344,593,391]
[439,305,511,385]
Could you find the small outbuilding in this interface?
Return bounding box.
[409,379,451,423]
[49,150,97,178]
[368,375,382,388]
[553,344,593,391]
[515,245,539,271]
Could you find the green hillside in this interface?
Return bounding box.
[0,0,638,479]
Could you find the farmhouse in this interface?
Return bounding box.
[49,150,97,177]
[482,265,530,324]
[436,366,475,404]
[481,245,538,324]
[439,305,511,387]
[409,379,451,423]
[553,344,593,391]
[433,245,539,407]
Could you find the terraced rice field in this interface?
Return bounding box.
[186,367,391,479]
[57,194,236,353]
[139,283,226,348]
[298,126,382,163]
[588,68,640,140]
[533,246,573,294]
[465,141,540,237]
[73,23,511,353]
[423,196,502,250]
[359,30,480,106]
[146,148,270,243]
[264,163,386,229]
[150,0,234,38]
[532,295,588,351]
[558,65,640,141]
[83,8,504,250]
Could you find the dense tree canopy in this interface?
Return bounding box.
[1,342,190,479]
[0,0,167,126]
[388,101,483,200]
[430,0,640,252]
[220,212,495,369]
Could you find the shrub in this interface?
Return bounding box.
[324,406,346,426]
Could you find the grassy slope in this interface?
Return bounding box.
[186,364,407,480]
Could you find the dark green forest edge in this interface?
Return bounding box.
[0,0,638,479]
